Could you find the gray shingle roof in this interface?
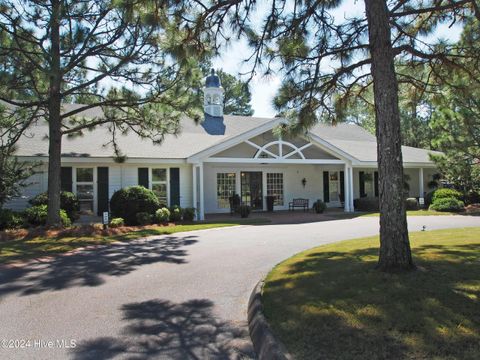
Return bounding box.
[12,104,439,164]
[309,123,441,163]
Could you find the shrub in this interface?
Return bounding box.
[0,209,25,230]
[155,207,170,223]
[110,186,160,225]
[109,218,124,228]
[182,207,196,222]
[425,191,435,208]
[405,198,419,210]
[353,197,379,211]
[169,205,182,222]
[429,197,465,212]
[432,188,462,203]
[136,212,153,226]
[29,191,80,220]
[237,204,251,218]
[312,200,326,214]
[24,205,71,227]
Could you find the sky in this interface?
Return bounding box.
[212,0,464,118]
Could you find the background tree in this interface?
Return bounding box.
[0,106,37,208]
[220,70,254,116]
[0,0,208,225]
[427,18,480,197]
[190,0,479,271]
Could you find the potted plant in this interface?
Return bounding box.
[312,199,326,214]
[238,204,251,218]
[266,195,275,212]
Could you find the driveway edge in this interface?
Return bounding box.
[247,280,293,360]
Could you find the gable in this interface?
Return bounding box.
[210,130,340,160]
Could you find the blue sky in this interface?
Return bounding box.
[212,0,463,118]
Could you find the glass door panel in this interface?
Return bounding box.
[240,172,263,210]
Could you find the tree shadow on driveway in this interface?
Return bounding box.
[0,235,197,298]
[71,298,254,360]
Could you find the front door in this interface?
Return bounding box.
[241,172,263,210]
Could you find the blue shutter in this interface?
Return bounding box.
[323,171,330,203]
[138,168,149,188]
[61,167,73,192]
[169,168,180,207]
[97,167,109,216]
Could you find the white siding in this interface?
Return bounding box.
[4,164,48,211]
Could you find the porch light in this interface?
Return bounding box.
[302,178,307,188]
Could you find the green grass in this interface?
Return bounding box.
[361,209,461,217]
[0,218,268,264]
[263,227,480,360]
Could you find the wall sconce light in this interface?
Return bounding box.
[301,178,307,188]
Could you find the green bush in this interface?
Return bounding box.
[432,188,462,203]
[110,186,160,225]
[237,204,251,218]
[0,209,25,230]
[24,205,71,227]
[425,191,435,208]
[169,205,182,222]
[136,212,153,226]
[109,218,124,228]
[155,207,170,223]
[353,197,379,211]
[405,198,419,210]
[312,200,326,214]
[429,197,465,212]
[182,207,196,222]
[29,191,80,220]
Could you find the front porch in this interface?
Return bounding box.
[205,208,354,225]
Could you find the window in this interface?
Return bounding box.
[152,168,167,205]
[76,168,94,213]
[267,173,284,206]
[217,173,236,209]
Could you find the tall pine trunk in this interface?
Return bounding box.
[364,0,414,271]
[46,0,62,226]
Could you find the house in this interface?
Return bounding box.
[7,70,441,219]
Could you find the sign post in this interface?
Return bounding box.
[419,197,425,208]
[103,211,109,230]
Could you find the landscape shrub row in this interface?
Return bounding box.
[110,186,195,226]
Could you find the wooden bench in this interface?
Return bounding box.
[288,198,309,211]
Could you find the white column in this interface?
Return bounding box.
[419,167,424,198]
[344,163,350,212]
[199,162,205,220]
[349,167,354,211]
[192,165,198,220]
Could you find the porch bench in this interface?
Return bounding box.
[288,198,309,212]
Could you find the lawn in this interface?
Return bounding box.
[361,209,462,216]
[263,227,480,360]
[0,218,268,264]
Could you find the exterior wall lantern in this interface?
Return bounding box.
[302,178,307,188]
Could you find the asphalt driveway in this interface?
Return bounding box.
[0,216,479,359]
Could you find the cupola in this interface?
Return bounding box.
[204,69,224,117]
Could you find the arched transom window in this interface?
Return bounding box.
[245,139,313,160]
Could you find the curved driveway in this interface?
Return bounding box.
[1,216,479,359]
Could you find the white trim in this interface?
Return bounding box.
[187,118,286,163]
[419,168,424,198]
[352,161,437,168]
[192,165,198,220]
[73,166,97,215]
[199,163,205,220]
[203,158,345,164]
[348,167,354,211]
[16,156,187,164]
[149,167,170,206]
[306,133,357,162]
[344,163,350,212]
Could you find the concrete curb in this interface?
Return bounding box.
[247,280,293,360]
